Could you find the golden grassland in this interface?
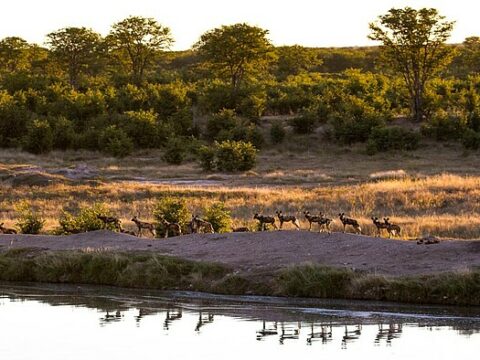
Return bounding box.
[1,173,480,239]
[0,139,479,239]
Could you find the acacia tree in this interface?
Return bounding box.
[369,7,455,122]
[46,27,103,88]
[194,23,276,91]
[0,37,30,72]
[107,16,173,84]
[274,45,323,80]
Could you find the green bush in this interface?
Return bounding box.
[50,116,75,150]
[366,126,421,155]
[14,202,44,234]
[153,197,191,236]
[270,123,286,144]
[206,109,237,140]
[290,111,317,134]
[203,202,232,233]
[58,203,114,234]
[462,129,480,150]
[99,125,133,158]
[119,110,159,148]
[163,137,187,165]
[22,119,53,154]
[215,140,257,172]
[421,111,467,141]
[329,113,385,144]
[198,145,216,171]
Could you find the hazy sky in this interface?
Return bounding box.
[1,0,479,49]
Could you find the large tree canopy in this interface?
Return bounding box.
[369,7,455,122]
[107,16,174,84]
[0,37,30,73]
[194,23,276,91]
[46,27,103,88]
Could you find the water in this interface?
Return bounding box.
[0,284,479,360]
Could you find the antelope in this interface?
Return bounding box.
[304,211,324,231]
[157,216,182,238]
[383,218,401,237]
[131,216,156,237]
[96,215,121,231]
[253,213,277,231]
[191,215,214,234]
[0,222,17,234]
[276,211,300,230]
[371,216,388,236]
[338,213,361,234]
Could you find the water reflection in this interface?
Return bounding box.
[0,284,479,359]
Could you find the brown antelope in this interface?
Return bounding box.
[96,215,122,231]
[338,213,361,234]
[191,215,214,234]
[383,218,401,237]
[157,216,182,238]
[131,216,156,237]
[304,211,324,231]
[0,222,17,234]
[371,216,388,236]
[253,213,277,231]
[276,211,300,230]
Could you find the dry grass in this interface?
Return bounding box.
[1,173,480,239]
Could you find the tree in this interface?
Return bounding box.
[274,45,323,80]
[194,23,276,91]
[107,16,174,84]
[369,7,455,122]
[456,37,480,75]
[0,37,30,72]
[46,27,103,88]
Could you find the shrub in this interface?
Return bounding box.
[290,110,317,134]
[270,123,286,144]
[366,126,421,155]
[462,129,480,150]
[22,119,53,154]
[329,113,385,144]
[198,145,216,171]
[163,137,187,165]
[50,116,75,150]
[14,202,44,234]
[206,109,237,140]
[203,203,232,233]
[99,125,134,158]
[58,203,114,234]
[215,140,257,172]
[153,197,191,237]
[421,111,467,141]
[119,110,159,148]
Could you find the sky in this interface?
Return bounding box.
[1,0,479,50]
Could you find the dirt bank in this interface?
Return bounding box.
[1,230,478,276]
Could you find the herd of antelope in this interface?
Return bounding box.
[0,210,402,239]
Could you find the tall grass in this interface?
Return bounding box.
[1,174,480,238]
[0,249,478,306]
